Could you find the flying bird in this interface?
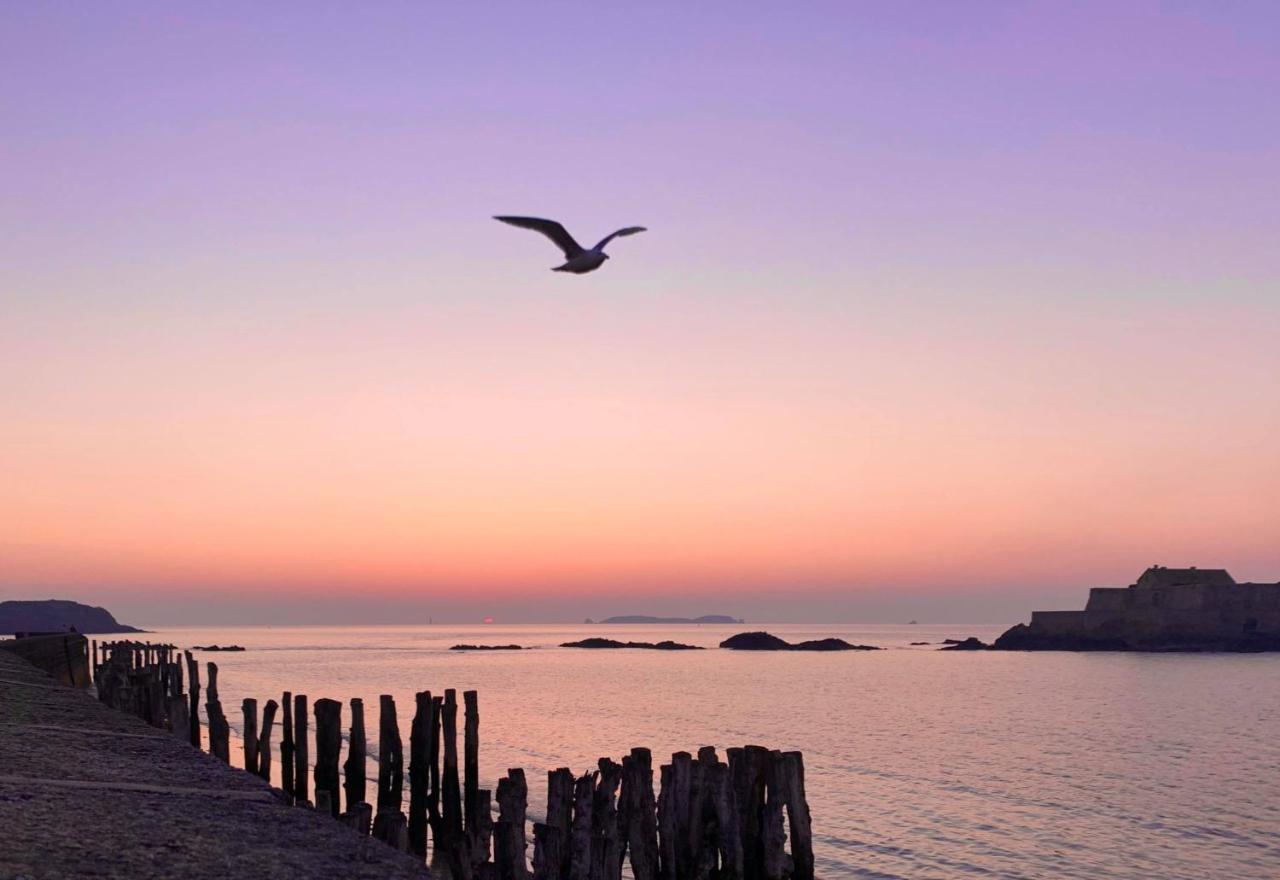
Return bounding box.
[494,215,647,274]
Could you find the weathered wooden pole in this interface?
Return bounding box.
[167,657,190,744]
[495,768,529,880]
[534,767,573,880]
[592,759,624,880]
[464,690,481,850]
[293,694,309,805]
[533,823,567,880]
[408,690,431,857]
[730,746,769,880]
[184,651,201,750]
[377,694,404,817]
[257,699,278,783]
[621,748,659,880]
[314,697,343,818]
[281,691,295,802]
[778,752,813,880]
[427,694,443,840]
[242,698,259,773]
[761,751,789,880]
[344,697,367,815]
[657,751,694,880]
[205,662,230,763]
[471,788,494,877]
[442,690,464,850]
[703,748,742,880]
[570,772,593,880]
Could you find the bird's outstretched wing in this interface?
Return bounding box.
[494,216,584,258]
[594,226,647,251]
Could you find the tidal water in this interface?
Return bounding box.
[146,623,1280,879]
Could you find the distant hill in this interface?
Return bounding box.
[0,600,143,635]
[591,615,743,625]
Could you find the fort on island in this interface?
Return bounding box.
[996,566,1280,651]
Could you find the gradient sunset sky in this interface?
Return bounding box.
[2,3,1278,624]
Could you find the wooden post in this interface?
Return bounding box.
[658,762,675,880]
[570,772,593,880]
[205,662,230,764]
[377,694,404,816]
[495,768,528,880]
[314,697,342,818]
[760,752,789,880]
[293,694,309,805]
[427,694,443,841]
[592,759,623,880]
[689,747,716,879]
[281,690,295,802]
[166,657,189,744]
[662,751,694,880]
[778,752,813,880]
[257,699,278,783]
[243,698,259,773]
[464,689,480,842]
[344,697,367,815]
[442,690,464,850]
[408,690,431,857]
[471,788,494,877]
[621,748,659,880]
[533,823,567,880]
[730,746,769,880]
[702,749,742,880]
[537,767,573,880]
[184,651,201,750]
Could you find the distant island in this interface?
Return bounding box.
[561,638,703,650]
[995,566,1280,651]
[451,644,523,651]
[0,600,143,635]
[584,614,743,624]
[192,645,246,652]
[719,631,879,651]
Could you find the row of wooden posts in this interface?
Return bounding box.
[92,639,814,880]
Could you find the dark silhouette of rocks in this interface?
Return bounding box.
[560,638,703,650]
[718,631,879,651]
[450,644,523,651]
[0,600,142,635]
[939,637,989,651]
[909,641,931,646]
[995,566,1280,652]
[597,614,743,624]
[192,645,246,652]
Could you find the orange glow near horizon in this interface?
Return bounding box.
[4,280,1279,604]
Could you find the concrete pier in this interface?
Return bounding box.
[0,650,432,879]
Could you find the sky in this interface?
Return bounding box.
[2,2,1278,625]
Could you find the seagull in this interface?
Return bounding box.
[494,215,647,274]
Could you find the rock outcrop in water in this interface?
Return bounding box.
[939,637,990,651]
[450,644,523,651]
[719,631,879,651]
[560,638,703,650]
[995,566,1280,652]
[0,600,143,635]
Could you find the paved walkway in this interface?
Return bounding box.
[0,650,432,879]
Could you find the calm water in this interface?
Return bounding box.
[144,623,1280,879]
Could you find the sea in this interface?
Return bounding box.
[141,623,1280,879]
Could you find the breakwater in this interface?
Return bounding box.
[0,642,430,879]
[92,638,815,879]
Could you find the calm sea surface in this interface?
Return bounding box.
[144,623,1280,879]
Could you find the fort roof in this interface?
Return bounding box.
[1134,566,1235,588]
